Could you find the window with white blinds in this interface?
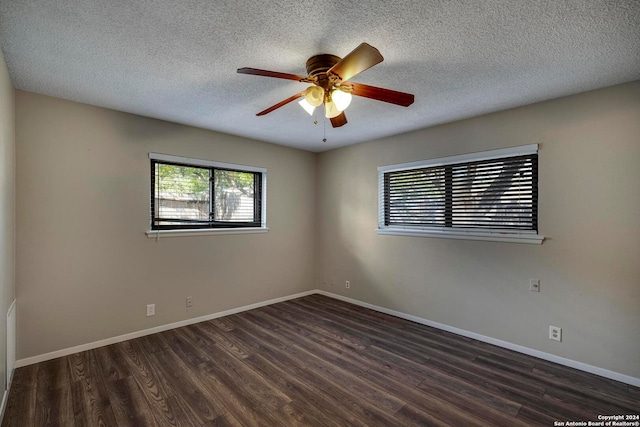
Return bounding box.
[378,145,543,244]
[150,153,266,231]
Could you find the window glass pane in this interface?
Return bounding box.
[451,157,534,229]
[155,164,210,225]
[386,167,446,226]
[213,170,255,222]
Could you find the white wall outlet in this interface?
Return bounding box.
[186,296,193,308]
[345,280,350,289]
[146,304,155,317]
[549,325,562,342]
[530,279,540,292]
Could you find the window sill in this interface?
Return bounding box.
[146,227,269,239]
[377,228,544,244]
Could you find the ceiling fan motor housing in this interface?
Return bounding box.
[305,54,341,77]
[306,54,342,90]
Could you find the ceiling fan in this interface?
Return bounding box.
[237,43,415,128]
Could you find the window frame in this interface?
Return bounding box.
[377,145,543,244]
[146,153,267,238]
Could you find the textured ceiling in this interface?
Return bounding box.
[1,1,639,152]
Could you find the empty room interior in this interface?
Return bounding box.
[0,1,639,426]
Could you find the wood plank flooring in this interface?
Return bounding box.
[3,294,639,426]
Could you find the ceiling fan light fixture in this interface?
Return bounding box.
[332,88,352,112]
[304,86,324,107]
[324,99,341,119]
[238,42,414,128]
[298,98,316,115]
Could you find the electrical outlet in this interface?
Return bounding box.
[530,279,540,292]
[549,325,562,342]
[186,297,193,308]
[146,304,155,317]
[345,280,350,289]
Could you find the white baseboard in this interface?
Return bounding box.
[317,290,640,388]
[14,290,316,368]
[13,289,640,388]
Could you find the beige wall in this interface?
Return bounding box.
[317,81,640,378]
[0,49,15,391]
[15,91,316,359]
[13,81,640,380]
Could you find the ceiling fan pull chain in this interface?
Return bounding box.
[323,118,327,143]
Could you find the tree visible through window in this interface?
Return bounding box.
[380,150,538,233]
[151,159,263,230]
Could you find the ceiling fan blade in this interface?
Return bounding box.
[330,112,347,128]
[328,43,384,82]
[256,92,305,116]
[237,67,308,82]
[348,82,414,107]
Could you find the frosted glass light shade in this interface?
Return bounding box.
[298,98,315,115]
[324,100,341,118]
[304,86,325,107]
[332,89,352,111]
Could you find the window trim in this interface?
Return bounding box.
[377,144,544,244]
[147,153,267,237]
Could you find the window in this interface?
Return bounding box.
[378,145,543,244]
[149,153,266,233]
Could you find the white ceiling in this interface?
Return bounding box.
[1,1,639,152]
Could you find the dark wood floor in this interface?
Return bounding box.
[2,294,639,426]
